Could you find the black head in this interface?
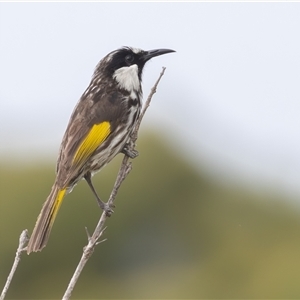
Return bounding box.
[96,46,175,80]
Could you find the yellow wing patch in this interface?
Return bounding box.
[73,122,111,165]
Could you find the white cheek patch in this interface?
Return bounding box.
[113,64,140,92]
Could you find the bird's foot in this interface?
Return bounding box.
[97,199,115,217]
[121,144,139,159]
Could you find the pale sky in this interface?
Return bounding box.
[1,2,300,199]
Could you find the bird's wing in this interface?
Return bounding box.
[55,88,125,187]
[72,121,111,167]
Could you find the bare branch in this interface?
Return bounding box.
[131,66,166,143]
[0,230,29,300]
[62,67,167,300]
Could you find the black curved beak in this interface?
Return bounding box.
[141,48,176,62]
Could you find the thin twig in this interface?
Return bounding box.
[62,67,167,300]
[131,66,166,142]
[0,230,29,300]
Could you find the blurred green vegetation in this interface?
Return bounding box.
[1,132,300,299]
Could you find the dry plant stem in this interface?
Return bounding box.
[62,159,132,300]
[0,230,29,300]
[61,214,106,300]
[62,67,167,300]
[131,66,166,142]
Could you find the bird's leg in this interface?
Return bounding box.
[84,172,114,216]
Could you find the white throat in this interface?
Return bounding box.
[113,64,140,92]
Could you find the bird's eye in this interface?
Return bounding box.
[125,54,134,64]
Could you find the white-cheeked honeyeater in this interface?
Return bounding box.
[27,46,175,254]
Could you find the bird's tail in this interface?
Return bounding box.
[27,184,67,254]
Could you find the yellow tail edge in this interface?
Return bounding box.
[27,187,67,254]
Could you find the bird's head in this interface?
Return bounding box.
[94,47,175,92]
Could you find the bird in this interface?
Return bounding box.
[26,46,175,254]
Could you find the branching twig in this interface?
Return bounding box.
[62,67,167,300]
[0,230,29,300]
